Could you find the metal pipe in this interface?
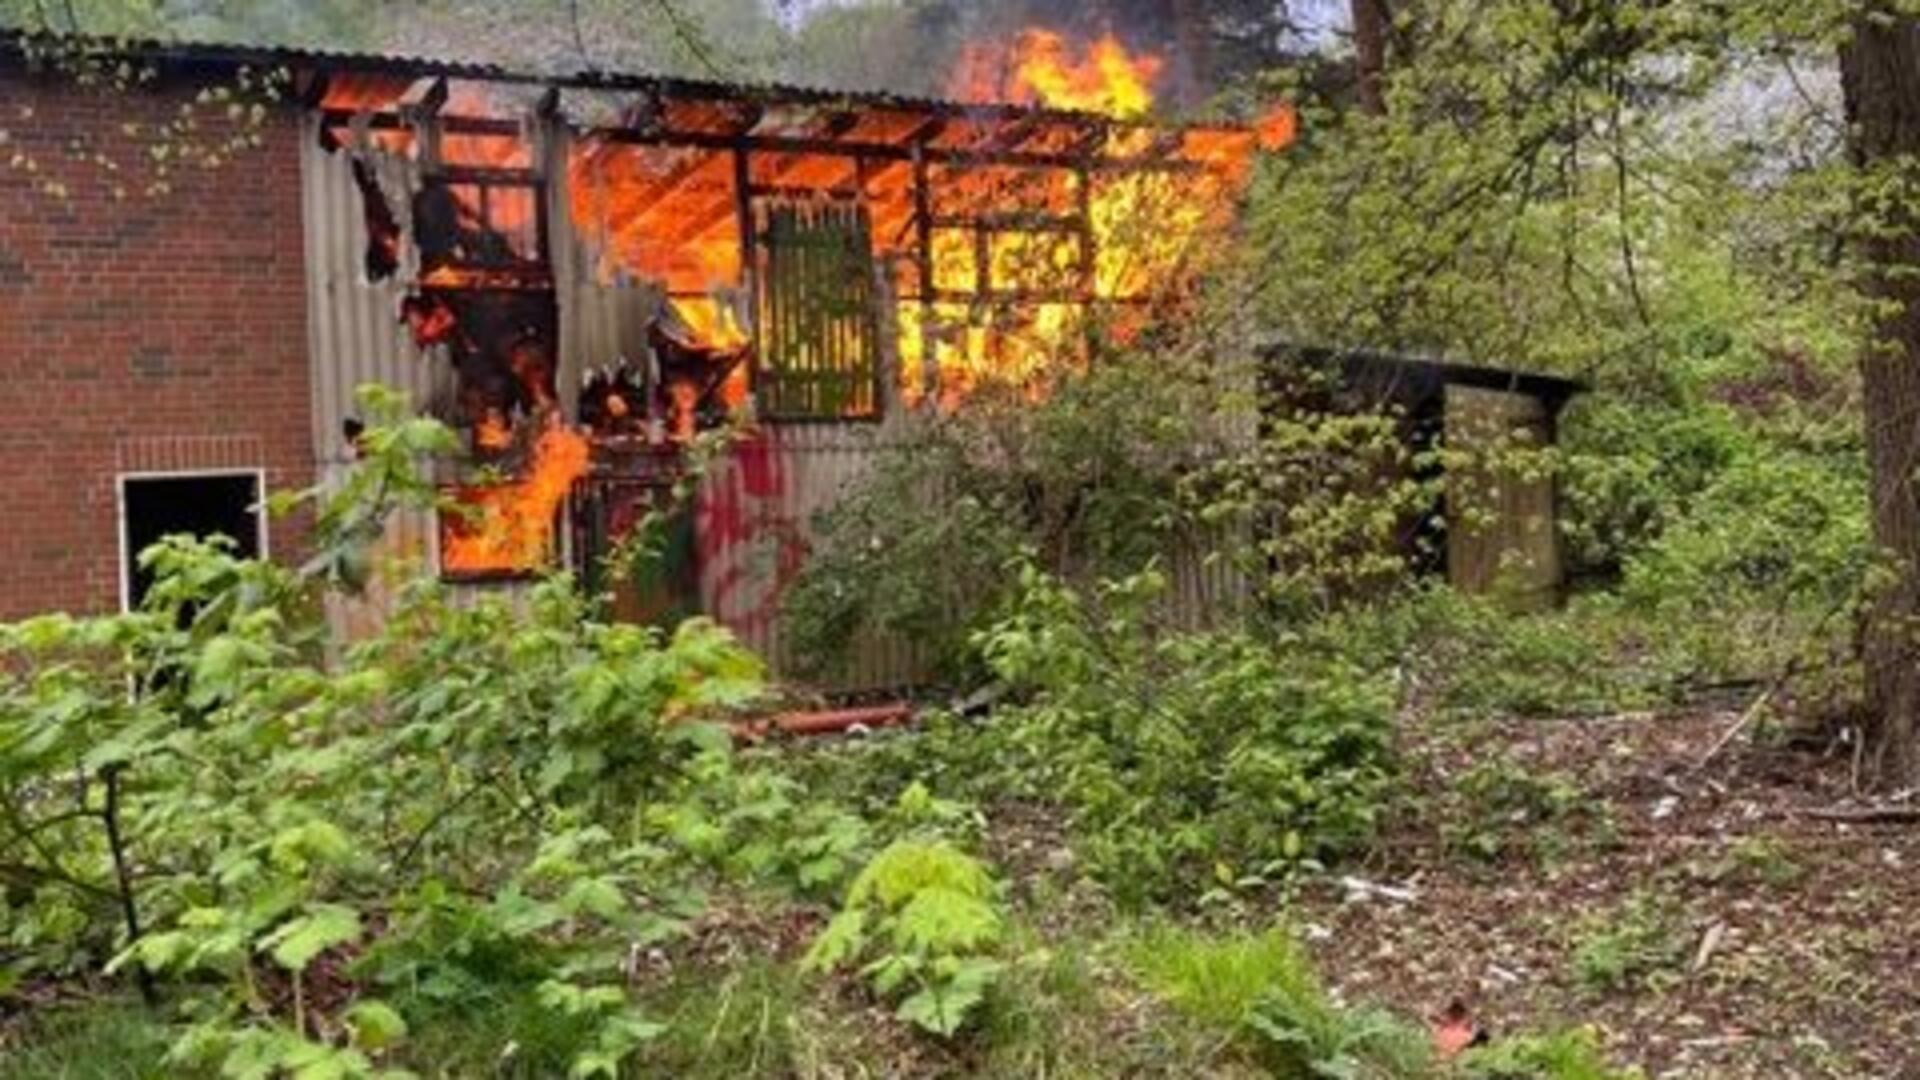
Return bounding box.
[732,703,913,742]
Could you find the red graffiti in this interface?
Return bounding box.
[697,430,810,636]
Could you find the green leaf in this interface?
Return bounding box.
[891,887,1001,954]
[560,876,628,921]
[107,930,188,975]
[803,907,867,973]
[344,1000,409,1052]
[897,960,999,1039]
[269,820,355,872]
[260,904,362,972]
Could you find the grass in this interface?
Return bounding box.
[1126,925,1319,1031]
[1,925,1659,1080]
[0,1002,175,1080]
[1125,924,1440,1078]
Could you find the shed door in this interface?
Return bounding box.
[753,198,880,420]
[1444,386,1560,606]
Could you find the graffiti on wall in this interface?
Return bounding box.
[696,430,811,641]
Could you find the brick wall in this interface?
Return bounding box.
[0,64,312,618]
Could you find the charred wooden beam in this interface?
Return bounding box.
[911,139,936,400]
[660,112,864,248]
[324,109,1216,176]
[1076,164,1096,302]
[1067,120,1113,161]
[859,116,949,189]
[402,79,449,173]
[322,110,519,136]
[928,213,1083,233]
[398,76,449,115]
[919,287,1152,305]
[750,183,861,201]
[437,164,545,185]
[733,143,758,368]
[727,101,766,136]
[294,69,330,108]
[972,115,1043,154]
[593,127,1205,174]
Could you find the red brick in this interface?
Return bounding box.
[0,68,312,618]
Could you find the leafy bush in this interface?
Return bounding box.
[1617,449,1869,680]
[1190,370,1446,621]
[969,564,1396,906]
[782,350,1243,681]
[1302,585,1686,718]
[804,838,1006,1037]
[649,750,873,899]
[1558,395,1752,582]
[0,399,787,1079]
[1245,993,1436,1080]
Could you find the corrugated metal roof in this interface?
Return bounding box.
[0,30,1220,134]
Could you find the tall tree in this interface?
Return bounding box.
[1350,0,1390,114]
[1839,7,1920,788]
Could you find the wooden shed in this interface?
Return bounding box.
[1263,345,1586,606]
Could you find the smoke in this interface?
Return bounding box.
[780,0,1329,114]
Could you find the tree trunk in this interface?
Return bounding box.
[1840,12,1920,788]
[1351,0,1391,115]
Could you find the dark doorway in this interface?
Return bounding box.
[120,472,263,611]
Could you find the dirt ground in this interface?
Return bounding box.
[1296,706,1920,1079]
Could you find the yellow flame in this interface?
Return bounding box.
[1012,31,1161,119]
[442,421,591,575]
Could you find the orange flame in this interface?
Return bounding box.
[901,31,1301,406]
[950,30,1161,119]
[1255,103,1300,152]
[441,421,591,576]
[473,411,514,452]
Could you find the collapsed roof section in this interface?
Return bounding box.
[299,50,1286,410]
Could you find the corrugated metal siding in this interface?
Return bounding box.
[303,116,458,645]
[300,116,445,466]
[695,421,926,690]
[689,422,1245,689]
[548,124,662,423]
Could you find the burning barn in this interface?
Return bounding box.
[0,30,1568,687]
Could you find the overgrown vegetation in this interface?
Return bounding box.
[11,0,1920,1073]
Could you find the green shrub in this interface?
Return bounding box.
[804,838,1006,1038]
[1129,927,1318,1031]
[782,351,1241,681]
[1438,757,1594,864]
[1303,586,1680,719]
[1559,396,1750,581]
[0,397,783,1079]
[1617,449,1869,682]
[972,565,1397,906]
